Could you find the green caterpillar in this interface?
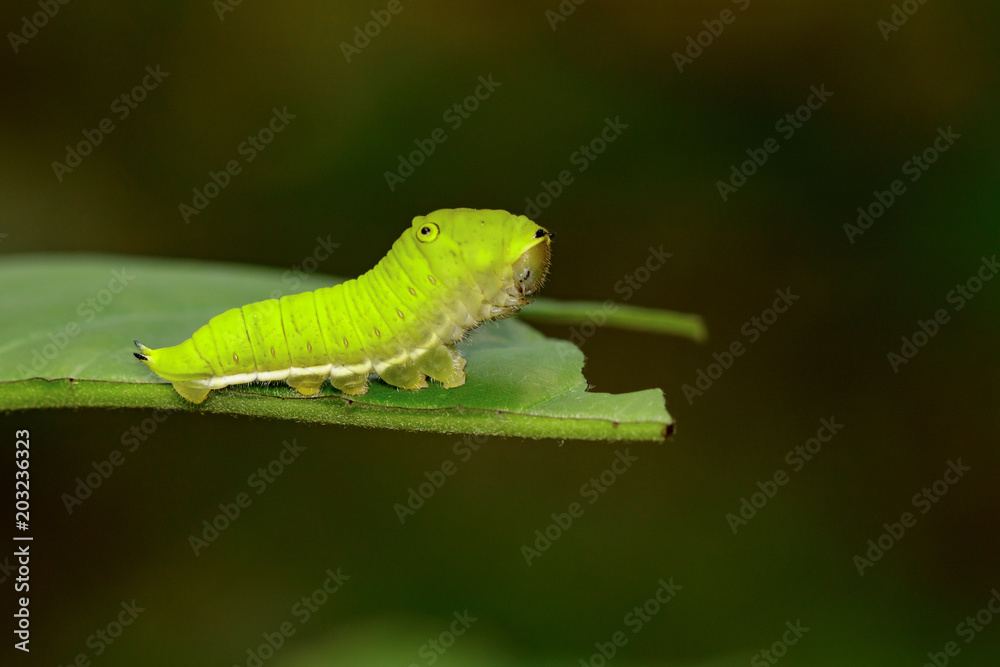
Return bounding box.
[134,208,553,403]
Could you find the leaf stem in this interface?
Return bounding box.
[521,298,707,343]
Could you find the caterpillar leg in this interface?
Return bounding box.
[377,360,429,391]
[420,345,467,388]
[329,373,371,396]
[285,379,324,397]
[172,381,211,404]
[285,368,330,397]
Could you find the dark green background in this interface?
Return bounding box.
[2,1,998,665]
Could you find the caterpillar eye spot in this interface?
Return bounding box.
[416,222,440,243]
[534,229,546,238]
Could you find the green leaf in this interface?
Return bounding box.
[0,255,684,441]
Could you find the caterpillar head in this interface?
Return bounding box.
[411,208,554,300]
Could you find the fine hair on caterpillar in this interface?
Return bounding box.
[134,208,554,403]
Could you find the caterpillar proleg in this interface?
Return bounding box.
[134,208,554,403]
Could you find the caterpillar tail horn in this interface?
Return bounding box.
[133,340,151,362]
[133,340,210,404]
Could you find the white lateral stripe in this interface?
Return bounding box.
[256,369,292,382]
[290,364,333,377]
[206,372,257,389]
[382,351,411,366]
[191,360,379,391]
[344,362,373,375]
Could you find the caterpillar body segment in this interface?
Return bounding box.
[134,208,553,404]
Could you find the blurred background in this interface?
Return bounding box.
[2,1,999,665]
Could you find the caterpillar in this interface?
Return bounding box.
[134,208,553,404]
